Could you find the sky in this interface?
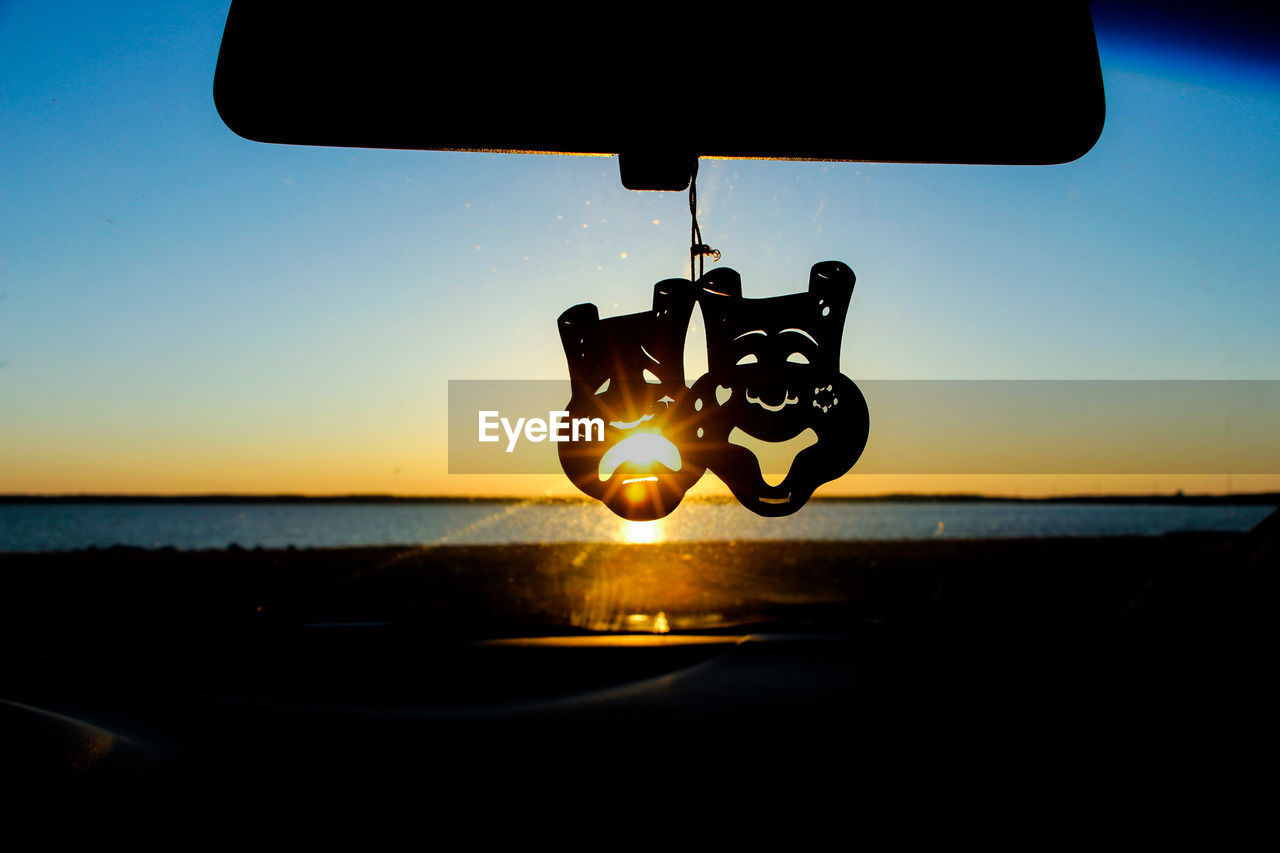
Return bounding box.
[2,1,1279,497]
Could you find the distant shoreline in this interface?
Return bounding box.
[3,492,1278,506]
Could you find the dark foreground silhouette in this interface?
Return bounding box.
[1,513,1273,811]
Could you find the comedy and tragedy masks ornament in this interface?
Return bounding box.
[558,261,869,519]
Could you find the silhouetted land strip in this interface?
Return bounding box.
[1,528,1271,646]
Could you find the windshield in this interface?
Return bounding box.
[2,3,1278,633]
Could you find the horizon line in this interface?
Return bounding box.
[3,491,1279,505]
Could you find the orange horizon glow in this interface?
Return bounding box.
[5,473,1280,500]
[7,439,1278,499]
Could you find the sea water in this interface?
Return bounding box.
[0,500,1273,552]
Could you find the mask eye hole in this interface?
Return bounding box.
[642,368,661,384]
[594,378,611,395]
[735,353,759,366]
[786,352,810,365]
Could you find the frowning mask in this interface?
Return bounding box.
[686,261,870,516]
[557,279,704,520]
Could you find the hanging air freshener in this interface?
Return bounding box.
[557,279,705,521]
[685,262,870,516]
[556,161,868,518]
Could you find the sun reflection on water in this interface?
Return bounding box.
[620,518,664,544]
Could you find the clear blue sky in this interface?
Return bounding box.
[2,2,1279,495]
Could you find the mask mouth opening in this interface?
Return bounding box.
[727,427,818,486]
[745,389,799,412]
[597,433,683,482]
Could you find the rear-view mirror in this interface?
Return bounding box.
[214,3,1105,189]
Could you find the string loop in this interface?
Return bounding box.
[688,159,718,281]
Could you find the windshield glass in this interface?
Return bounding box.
[2,3,1277,632]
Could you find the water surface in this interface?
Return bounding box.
[1,500,1273,552]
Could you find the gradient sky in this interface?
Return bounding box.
[2,2,1279,497]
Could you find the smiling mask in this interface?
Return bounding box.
[686,261,870,516]
[557,279,704,520]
